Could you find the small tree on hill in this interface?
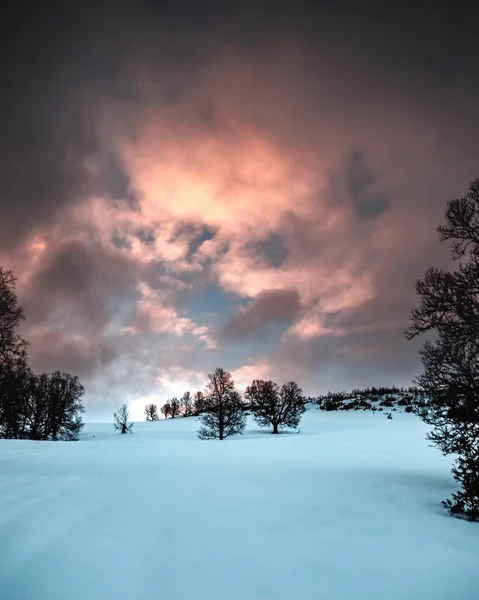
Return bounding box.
[161,402,171,419]
[180,391,193,417]
[193,391,207,414]
[144,404,159,421]
[114,404,133,434]
[406,178,479,521]
[169,397,181,418]
[245,379,306,433]
[198,367,246,440]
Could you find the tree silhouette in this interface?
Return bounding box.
[406,178,479,520]
[144,404,159,421]
[161,402,172,419]
[0,268,26,363]
[245,379,306,433]
[114,404,133,434]
[193,391,207,414]
[198,368,245,440]
[180,391,193,417]
[169,397,180,418]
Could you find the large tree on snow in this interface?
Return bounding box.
[245,379,306,433]
[198,368,245,440]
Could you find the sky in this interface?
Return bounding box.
[1,1,478,420]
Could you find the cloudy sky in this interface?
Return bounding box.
[2,2,478,420]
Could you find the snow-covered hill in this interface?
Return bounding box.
[0,409,478,600]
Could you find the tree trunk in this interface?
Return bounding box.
[273,423,279,434]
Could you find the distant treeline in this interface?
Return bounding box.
[128,368,307,439]
[305,386,428,412]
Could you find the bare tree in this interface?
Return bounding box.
[0,268,26,362]
[180,391,193,417]
[169,397,181,418]
[43,372,85,441]
[114,404,133,434]
[161,402,172,419]
[198,368,246,440]
[193,391,207,415]
[27,373,49,440]
[144,404,159,421]
[245,379,306,433]
[0,268,29,438]
[406,178,479,521]
[0,351,31,439]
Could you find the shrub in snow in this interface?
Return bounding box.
[323,398,340,411]
[114,404,133,434]
[244,379,306,434]
[379,398,394,407]
[358,400,372,409]
[198,368,246,440]
[406,178,479,521]
[404,405,414,413]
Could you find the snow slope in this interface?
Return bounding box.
[0,409,478,600]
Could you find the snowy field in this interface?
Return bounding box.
[0,408,478,600]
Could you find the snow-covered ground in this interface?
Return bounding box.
[0,409,478,600]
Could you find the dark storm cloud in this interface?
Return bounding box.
[347,153,389,219]
[27,331,120,378]
[2,0,476,252]
[22,239,137,327]
[0,2,137,251]
[254,234,290,268]
[19,238,140,378]
[222,288,302,340]
[106,153,136,201]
